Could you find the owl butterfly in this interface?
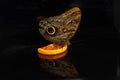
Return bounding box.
[38,7,82,46]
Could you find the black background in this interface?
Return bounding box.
[0,0,119,80]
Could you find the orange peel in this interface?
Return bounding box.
[38,51,67,60]
[38,44,68,55]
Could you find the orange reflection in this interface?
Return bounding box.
[38,50,67,60]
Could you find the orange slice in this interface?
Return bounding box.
[38,51,67,60]
[38,44,68,55]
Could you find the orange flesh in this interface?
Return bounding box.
[42,44,63,50]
